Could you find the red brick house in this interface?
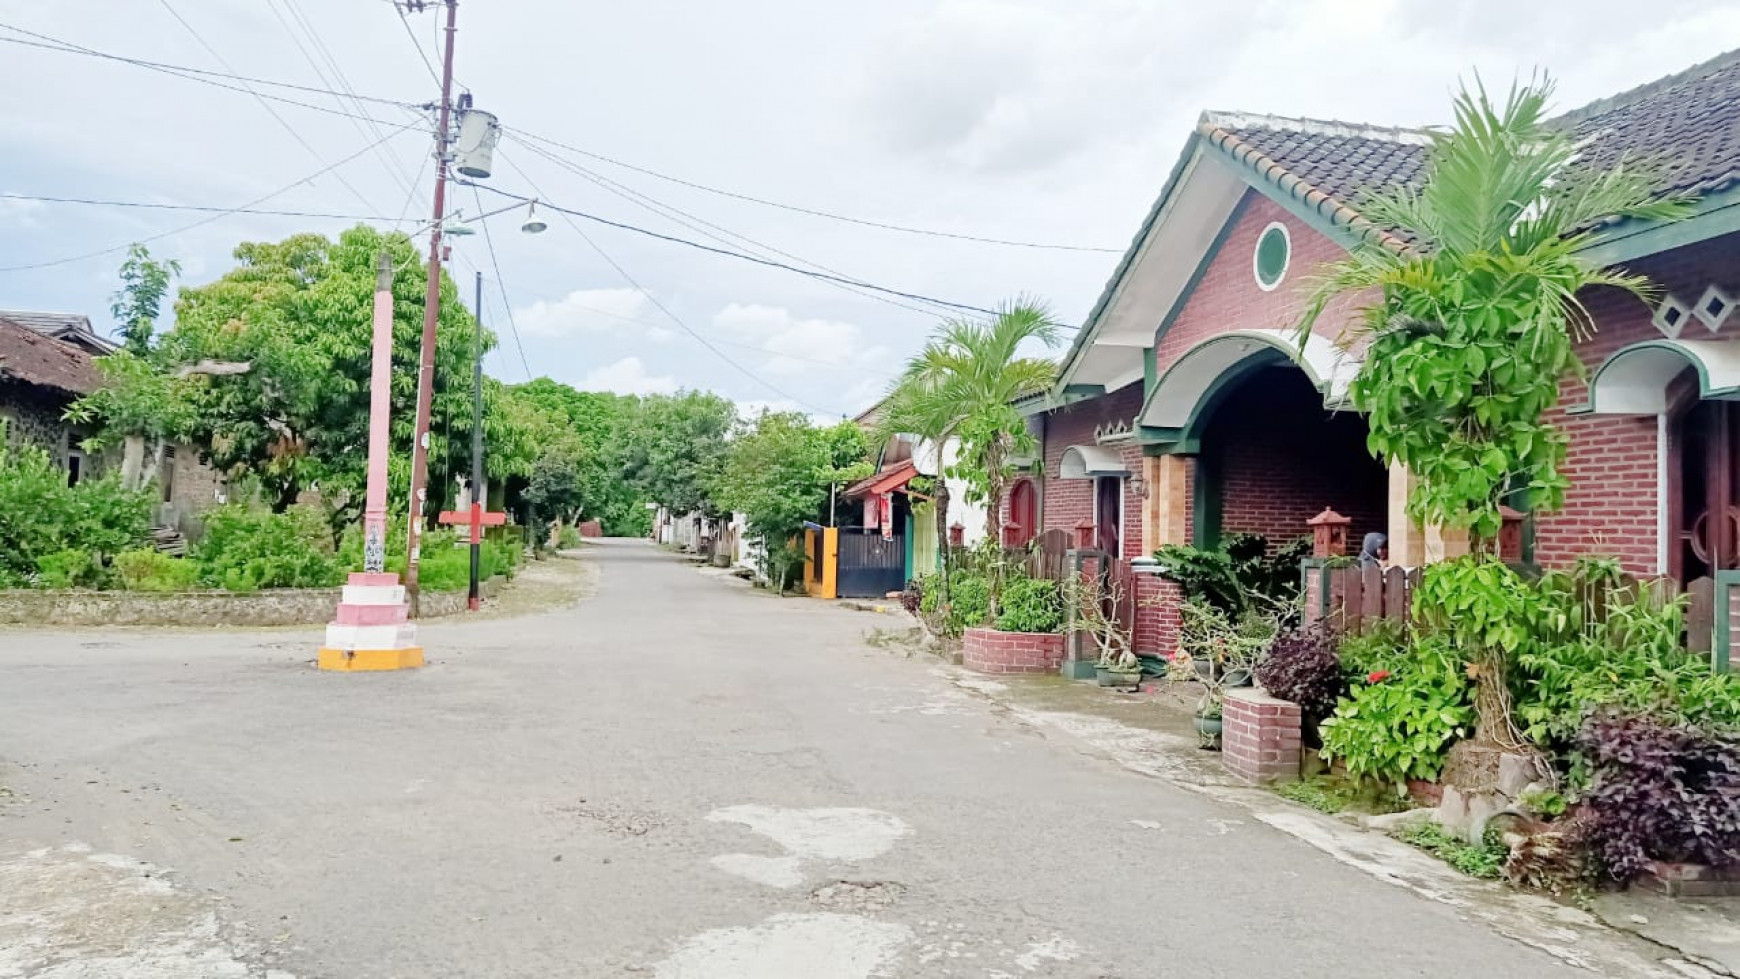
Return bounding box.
[1007,51,1740,663]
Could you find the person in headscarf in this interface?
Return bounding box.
[1359,532,1388,569]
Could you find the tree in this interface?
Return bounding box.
[880,301,1059,548]
[712,411,870,588]
[1300,77,1687,540]
[111,243,181,356]
[622,391,736,516]
[505,379,647,535]
[64,351,201,491]
[160,226,490,532]
[1299,78,1690,752]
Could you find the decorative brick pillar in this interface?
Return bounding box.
[962,628,1066,675]
[1131,572,1183,658]
[1223,688,1302,785]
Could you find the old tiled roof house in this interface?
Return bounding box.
[0,315,104,480]
[1004,50,1740,661]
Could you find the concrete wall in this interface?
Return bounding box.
[0,575,507,627]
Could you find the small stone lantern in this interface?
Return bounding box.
[1498,505,1525,563]
[1306,507,1351,558]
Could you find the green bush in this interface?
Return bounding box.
[0,440,149,584]
[1320,633,1474,791]
[114,549,200,592]
[193,505,344,592]
[995,575,1064,633]
[557,525,584,549]
[1398,822,1509,879]
[917,568,992,636]
[35,548,113,589]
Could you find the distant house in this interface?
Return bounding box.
[0,309,119,357]
[0,315,104,482]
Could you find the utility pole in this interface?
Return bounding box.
[403,0,459,617]
[469,269,484,611]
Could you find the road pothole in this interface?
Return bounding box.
[553,800,665,837]
[809,879,906,912]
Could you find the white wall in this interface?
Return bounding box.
[913,437,987,546]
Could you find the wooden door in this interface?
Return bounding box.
[1095,477,1122,558]
[1675,399,1740,583]
[1009,479,1037,544]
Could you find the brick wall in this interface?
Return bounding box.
[1133,573,1182,657]
[1534,238,1740,573]
[1204,366,1387,549]
[961,627,1066,675]
[1039,382,1145,556]
[1223,687,1303,785]
[1153,192,1368,379]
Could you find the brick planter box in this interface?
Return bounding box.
[1223,687,1303,785]
[962,627,1065,675]
[1641,861,1740,898]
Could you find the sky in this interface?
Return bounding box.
[2,0,1738,421]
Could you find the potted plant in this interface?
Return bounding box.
[1170,598,1285,749]
[1067,570,1142,688]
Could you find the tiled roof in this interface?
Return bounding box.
[1198,48,1740,243]
[0,308,116,355]
[0,316,103,396]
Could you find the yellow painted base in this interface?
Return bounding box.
[317,646,425,672]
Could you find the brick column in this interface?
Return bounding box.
[1131,571,1183,657]
[1223,688,1302,784]
[1387,463,1470,566]
[1143,454,1189,552]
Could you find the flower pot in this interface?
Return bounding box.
[1097,667,1141,688]
[1221,668,1253,688]
[1193,659,1213,681]
[1194,714,1223,748]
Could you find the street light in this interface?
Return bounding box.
[520,201,548,235]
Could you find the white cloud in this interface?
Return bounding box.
[712,303,889,376]
[578,356,677,396]
[513,288,674,341]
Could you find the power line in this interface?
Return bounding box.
[472,185,534,382]
[0,192,394,220]
[0,24,425,127]
[153,0,381,213]
[0,122,421,273]
[394,1,443,86]
[509,127,1123,254]
[496,154,841,416]
[508,136,955,321]
[467,180,1001,319]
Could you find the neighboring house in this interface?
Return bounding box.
[0,316,104,480]
[1006,49,1740,659]
[0,308,226,531]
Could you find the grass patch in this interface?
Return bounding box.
[1274,775,1414,815]
[1396,822,1509,880]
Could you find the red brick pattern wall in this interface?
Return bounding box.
[961,627,1066,675]
[1206,367,1387,549]
[1039,382,1145,556]
[1534,239,1740,573]
[1153,192,1368,379]
[1133,574,1182,657]
[1223,688,1303,785]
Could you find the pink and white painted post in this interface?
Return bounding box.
[318,252,424,672]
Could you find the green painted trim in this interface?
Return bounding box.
[1172,348,1287,445]
[1014,384,1107,417]
[1578,188,1740,267]
[1192,454,1221,548]
[1585,338,1740,413]
[1715,570,1739,674]
[1142,347,1157,399]
[903,513,915,582]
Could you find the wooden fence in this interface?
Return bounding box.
[1317,564,1716,655]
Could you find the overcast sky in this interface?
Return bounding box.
[2,1,1737,419]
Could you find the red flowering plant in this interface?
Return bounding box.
[1367,670,1392,684]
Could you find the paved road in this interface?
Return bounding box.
[0,541,1673,978]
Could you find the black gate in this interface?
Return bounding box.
[837,527,905,598]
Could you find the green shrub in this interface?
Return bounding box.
[193,505,344,592]
[35,548,113,589]
[1334,621,1408,678]
[0,440,149,583]
[917,568,992,636]
[557,525,584,549]
[995,575,1063,633]
[1398,822,1509,879]
[1319,634,1474,791]
[114,549,200,592]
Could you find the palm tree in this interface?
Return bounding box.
[1300,77,1689,751]
[881,301,1059,563]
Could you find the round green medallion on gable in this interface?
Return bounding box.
[1253,222,1290,291]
